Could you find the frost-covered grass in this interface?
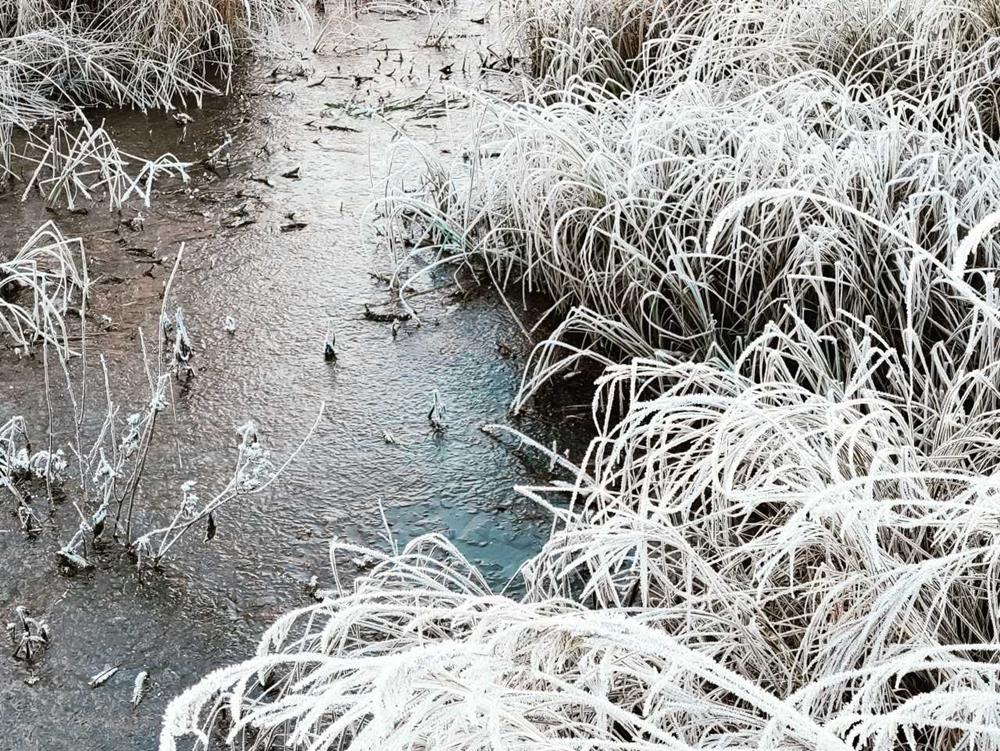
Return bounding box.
[390,77,1000,411]
[0,0,304,196]
[0,220,85,356]
[161,535,855,751]
[507,0,1000,132]
[391,0,1000,403]
[161,1,1000,749]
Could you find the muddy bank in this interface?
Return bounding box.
[0,6,588,749]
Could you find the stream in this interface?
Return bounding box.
[0,5,588,749]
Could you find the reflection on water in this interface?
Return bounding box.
[0,5,590,749]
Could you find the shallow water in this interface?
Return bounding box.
[0,6,589,749]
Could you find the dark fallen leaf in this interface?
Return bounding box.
[363,304,411,323]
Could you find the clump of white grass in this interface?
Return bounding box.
[508,0,1000,135]
[0,220,85,356]
[160,535,853,751]
[0,0,307,199]
[775,0,1000,136]
[389,75,1000,398]
[20,121,191,209]
[510,0,652,86]
[506,0,790,96]
[516,339,1000,745]
[1,415,47,532]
